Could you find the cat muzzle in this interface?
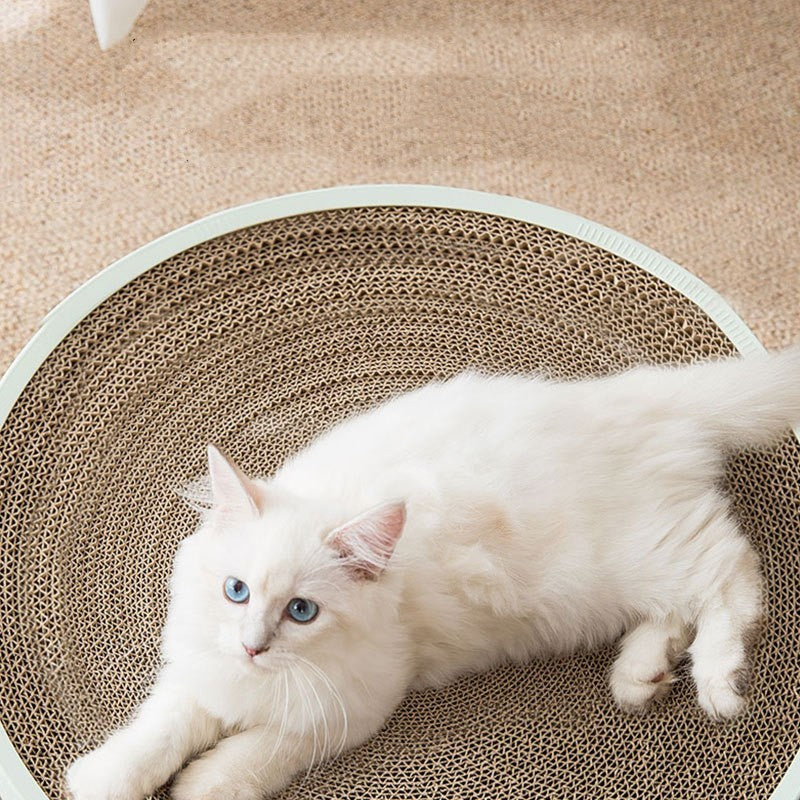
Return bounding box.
[242,643,267,658]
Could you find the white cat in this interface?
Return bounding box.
[67,347,800,800]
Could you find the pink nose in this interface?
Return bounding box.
[243,644,265,658]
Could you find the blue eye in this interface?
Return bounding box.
[224,577,250,604]
[286,597,319,623]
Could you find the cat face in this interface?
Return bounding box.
[164,446,405,675]
[200,503,354,672]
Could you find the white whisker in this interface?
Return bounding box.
[265,670,290,766]
[290,668,319,780]
[295,655,349,756]
[296,663,332,764]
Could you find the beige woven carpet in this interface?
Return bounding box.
[1,0,799,375]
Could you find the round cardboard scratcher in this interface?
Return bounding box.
[0,187,798,800]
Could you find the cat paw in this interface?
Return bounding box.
[610,668,675,713]
[696,674,747,720]
[66,749,143,800]
[171,759,260,800]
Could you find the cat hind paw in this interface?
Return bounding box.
[695,674,747,721]
[610,668,675,713]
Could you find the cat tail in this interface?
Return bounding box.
[665,344,800,447]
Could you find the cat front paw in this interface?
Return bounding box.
[66,748,144,800]
[171,758,260,800]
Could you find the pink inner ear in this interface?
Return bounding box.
[329,501,406,580]
[206,443,262,517]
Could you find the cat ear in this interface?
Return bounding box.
[206,444,262,517]
[328,501,406,580]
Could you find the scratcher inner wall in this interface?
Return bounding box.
[0,206,798,800]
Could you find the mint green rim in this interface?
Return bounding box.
[0,184,796,800]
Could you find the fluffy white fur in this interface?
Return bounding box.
[67,347,800,800]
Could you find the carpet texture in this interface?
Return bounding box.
[1,0,799,375]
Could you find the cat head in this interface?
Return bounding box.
[164,445,406,673]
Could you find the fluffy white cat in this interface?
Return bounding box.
[67,347,800,800]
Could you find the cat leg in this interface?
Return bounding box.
[66,669,220,800]
[610,614,690,713]
[689,544,762,720]
[171,724,321,800]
